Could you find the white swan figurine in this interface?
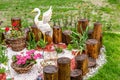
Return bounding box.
[31,6,53,38]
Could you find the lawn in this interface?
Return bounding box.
[0,0,120,80]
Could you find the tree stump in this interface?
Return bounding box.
[24,28,30,41]
[31,24,42,42]
[11,17,21,30]
[86,39,98,59]
[45,31,53,44]
[77,19,88,34]
[70,69,83,80]
[100,33,103,48]
[92,22,102,52]
[57,57,71,80]
[92,22,102,41]
[75,54,89,75]
[88,57,96,68]
[53,26,62,44]
[43,65,58,80]
[62,30,72,45]
[88,29,93,39]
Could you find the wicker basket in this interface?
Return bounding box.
[6,36,26,51]
[11,62,34,74]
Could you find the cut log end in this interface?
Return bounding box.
[57,57,70,64]
[43,65,58,74]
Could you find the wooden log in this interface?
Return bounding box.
[11,17,21,30]
[70,69,83,80]
[75,54,89,75]
[88,29,93,39]
[92,22,102,41]
[62,30,72,45]
[43,65,58,80]
[88,57,96,68]
[31,24,42,42]
[86,39,98,59]
[92,22,102,53]
[45,31,53,44]
[53,26,62,44]
[57,57,71,80]
[77,19,88,34]
[100,33,103,48]
[24,28,30,41]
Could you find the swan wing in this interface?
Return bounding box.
[42,6,52,24]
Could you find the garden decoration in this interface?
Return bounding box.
[11,50,41,74]
[53,26,62,43]
[4,26,26,51]
[31,24,42,42]
[43,65,58,80]
[31,6,53,40]
[70,69,82,80]
[11,18,21,30]
[57,57,71,80]
[0,6,107,80]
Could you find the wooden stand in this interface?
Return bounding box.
[62,30,72,45]
[11,17,21,30]
[93,22,102,41]
[92,22,102,52]
[43,65,58,80]
[100,33,103,48]
[86,39,98,59]
[88,29,93,39]
[88,57,96,68]
[70,69,83,80]
[57,57,71,80]
[45,31,53,44]
[31,24,42,42]
[75,54,89,75]
[53,26,62,44]
[24,28,30,41]
[77,19,88,34]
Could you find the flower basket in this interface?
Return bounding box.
[6,36,26,51]
[11,61,34,74]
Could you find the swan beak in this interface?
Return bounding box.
[31,10,35,13]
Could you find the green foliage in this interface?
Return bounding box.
[55,46,63,54]
[27,32,37,50]
[70,27,88,52]
[0,45,8,64]
[37,39,47,49]
[0,67,6,73]
[67,44,73,50]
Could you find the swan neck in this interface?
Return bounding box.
[35,10,40,23]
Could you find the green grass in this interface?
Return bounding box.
[0,0,120,79]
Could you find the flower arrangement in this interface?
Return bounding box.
[11,50,42,73]
[4,25,26,51]
[4,26,25,39]
[12,50,41,67]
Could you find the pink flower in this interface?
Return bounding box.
[16,60,22,65]
[33,54,42,60]
[16,55,21,60]
[25,55,31,60]
[26,50,35,55]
